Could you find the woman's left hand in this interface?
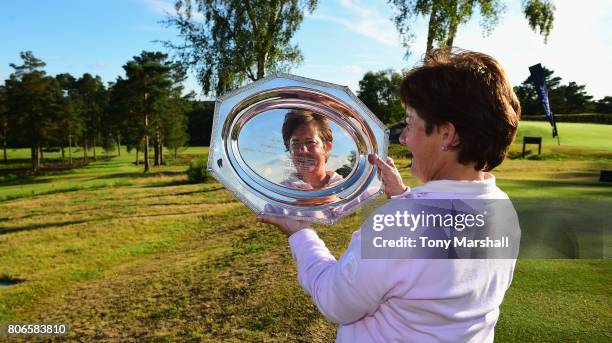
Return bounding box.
[256,214,311,236]
[368,154,407,197]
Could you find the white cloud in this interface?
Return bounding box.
[453,0,612,99]
[309,0,401,46]
[138,0,205,20]
[139,0,175,14]
[133,24,171,32]
[41,55,65,62]
[340,65,364,73]
[86,62,107,70]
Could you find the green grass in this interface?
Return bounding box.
[516,121,612,152]
[0,146,209,201]
[0,124,611,342]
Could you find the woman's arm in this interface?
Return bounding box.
[287,228,394,325]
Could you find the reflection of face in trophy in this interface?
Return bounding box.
[282,111,340,190]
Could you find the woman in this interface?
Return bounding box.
[264,111,344,220]
[280,110,344,190]
[258,49,521,342]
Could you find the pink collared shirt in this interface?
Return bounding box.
[280,171,345,190]
[288,173,518,342]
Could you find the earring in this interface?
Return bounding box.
[441,146,448,151]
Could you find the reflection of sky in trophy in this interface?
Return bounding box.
[238,109,358,184]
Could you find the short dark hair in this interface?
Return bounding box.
[400,48,521,171]
[282,110,333,152]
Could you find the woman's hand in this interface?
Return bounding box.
[368,154,408,197]
[256,214,311,237]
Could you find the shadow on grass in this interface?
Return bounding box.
[0,175,51,187]
[0,275,25,287]
[504,178,611,189]
[140,187,225,198]
[142,180,192,188]
[0,182,130,203]
[92,170,185,181]
[551,171,603,179]
[0,159,92,174]
[0,219,94,235]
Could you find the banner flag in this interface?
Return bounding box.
[529,63,558,138]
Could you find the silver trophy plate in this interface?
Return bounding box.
[207,73,389,224]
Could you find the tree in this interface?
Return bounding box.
[390,0,555,56]
[595,96,612,114]
[121,51,174,172]
[106,79,131,158]
[55,73,84,164]
[74,74,106,162]
[513,66,560,116]
[357,70,405,124]
[9,51,47,78]
[5,51,62,172]
[107,76,144,164]
[514,66,596,115]
[0,85,7,163]
[186,100,215,146]
[163,65,191,160]
[164,0,318,95]
[555,82,593,114]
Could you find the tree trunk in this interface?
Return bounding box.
[444,0,459,50]
[256,52,267,79]
[37,143,41,170]
[93,135,97,161]
[61,145,65,161]
[117,134,121,156]
[68,133,73,165]
[31,143,40,172]
[154,129,163,166]
[31,146,36,172]
[84,139,88,163]
[153,141,160,166]
[2,134,6,164]
[135,147,139,165]
[445,26,457,50]
[144,116,150,173]
[39,145,44,162]
[2,122,7,164]
[426,5,438,55]
[159,143,163,165]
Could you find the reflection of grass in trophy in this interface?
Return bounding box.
[0,121,611,342]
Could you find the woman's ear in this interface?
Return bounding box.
[438,122,460,150]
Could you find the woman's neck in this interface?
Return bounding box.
[429,160,484,182]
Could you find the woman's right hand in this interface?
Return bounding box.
[368,154,408,198]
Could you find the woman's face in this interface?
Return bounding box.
[399,105,443,182]
[289,122,331,175]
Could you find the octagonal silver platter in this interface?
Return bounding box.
[207,73,389,225]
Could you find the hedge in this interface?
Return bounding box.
[521,113,611,124]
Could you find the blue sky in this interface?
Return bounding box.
[1,0,611,100]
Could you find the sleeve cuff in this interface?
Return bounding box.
[389,187,411,199]
[288,228,319,250]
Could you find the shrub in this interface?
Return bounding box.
[521,113,612,124]
[388,144,412,159]
[186,157,210,183]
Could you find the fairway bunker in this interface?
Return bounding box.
[0,276,24,288]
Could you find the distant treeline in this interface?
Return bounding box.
[356,68,612,126]
[521,113,612,125]
[0,51,201,172]
[2,50,609,173]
